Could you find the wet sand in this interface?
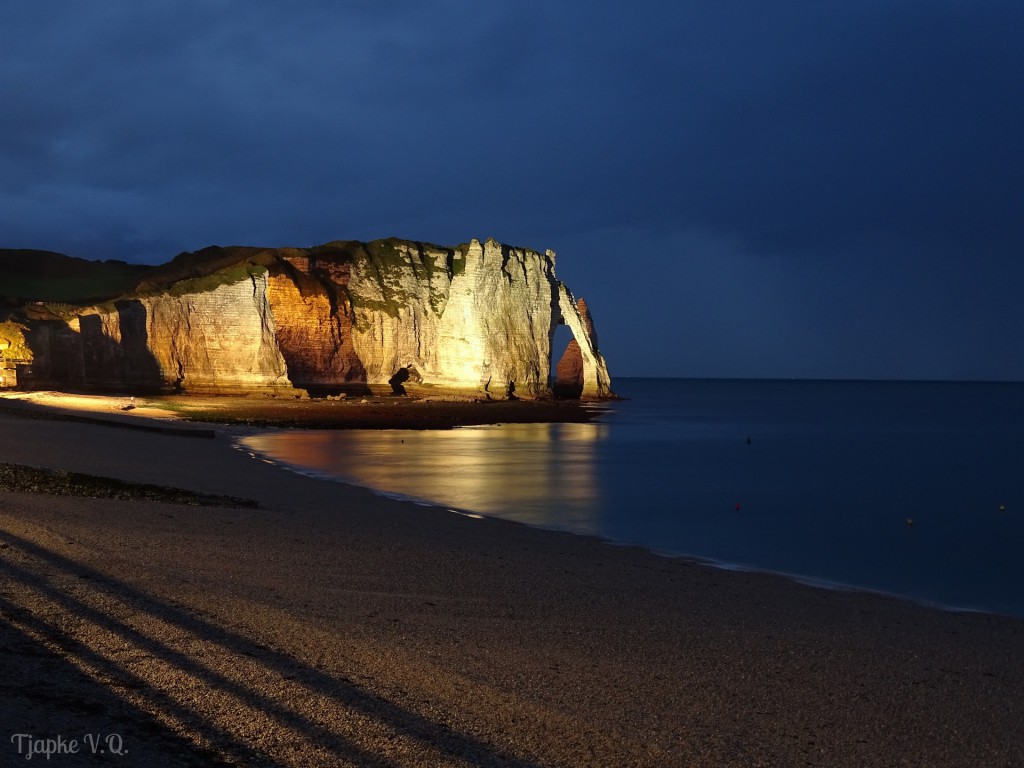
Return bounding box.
[0,405,1022,766]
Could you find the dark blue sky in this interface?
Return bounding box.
[3,1,1022,380]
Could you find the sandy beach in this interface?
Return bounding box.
[1,400,1022,767]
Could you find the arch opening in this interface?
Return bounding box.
[549,323,574,384]
[551,319,584,399]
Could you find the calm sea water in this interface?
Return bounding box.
[240,378,1024,617]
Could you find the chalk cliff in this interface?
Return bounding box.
[23,274,290,393]
[12,238,613,399]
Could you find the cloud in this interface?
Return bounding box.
[1,0,1022,378]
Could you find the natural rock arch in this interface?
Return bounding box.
[551,290,613,399]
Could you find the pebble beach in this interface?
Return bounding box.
[0,395,1022,766]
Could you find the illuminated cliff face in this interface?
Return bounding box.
[19,237,614,399]
[23,276,290,393]
[344,238,562,398]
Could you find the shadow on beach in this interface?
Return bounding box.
[0,530,552,768]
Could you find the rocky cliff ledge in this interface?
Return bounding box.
[4,238,613,399]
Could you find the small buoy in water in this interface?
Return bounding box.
[745,436,752,445]
[999,505,1006,512]
[906,518,914,526]
[734,503,741,511]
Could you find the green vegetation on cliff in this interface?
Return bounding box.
[313,238,460,321]
[0,249,148,303]
[163,263,269,297]
[2,237,481,323]
[0,320,31,360]
[133,247,277,296]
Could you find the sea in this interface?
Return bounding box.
[239,378,1024,618]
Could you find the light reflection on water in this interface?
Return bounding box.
[239,379,1024,617]
[241,422,609,533]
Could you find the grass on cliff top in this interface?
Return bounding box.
[314,237,465,279]
[0,244,274,308]
[0,249,149,303]
[0,238,474,322]
[162,263,269,297]
[312,238,464,321]
[133,247,278,296]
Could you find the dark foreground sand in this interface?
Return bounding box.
[0,408,1022,767]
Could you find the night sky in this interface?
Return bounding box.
[3,2,1022,380]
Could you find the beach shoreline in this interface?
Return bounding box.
[0,401,1022,766]
[0,389,604,432]
[239,433,1018,622]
